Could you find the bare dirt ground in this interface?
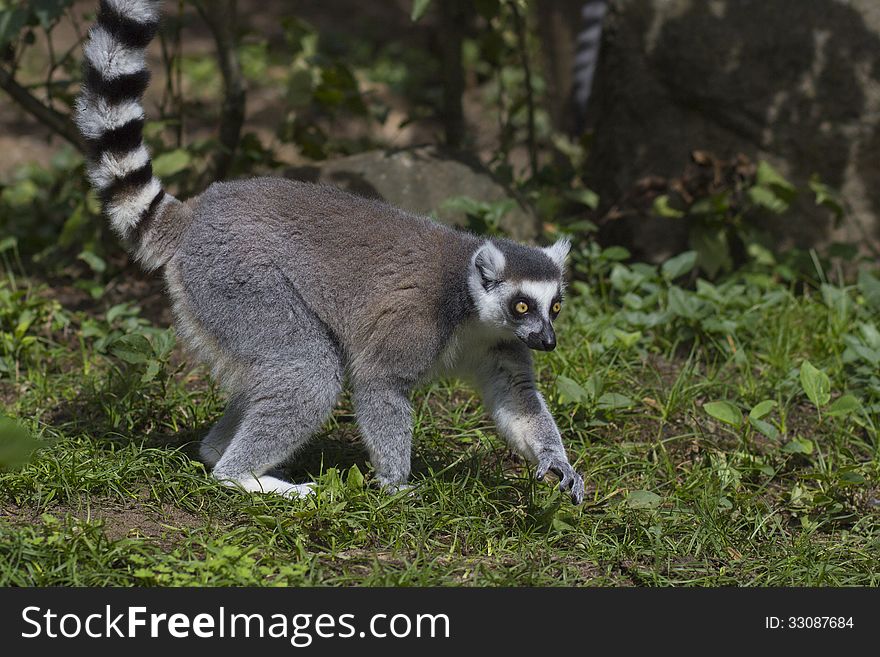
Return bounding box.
[0,497,202,547]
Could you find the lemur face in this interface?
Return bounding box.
[503,280,563,351]
[468,239,569,351]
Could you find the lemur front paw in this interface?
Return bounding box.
[536,455,585,505]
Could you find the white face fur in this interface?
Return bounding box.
[467,239,569,351]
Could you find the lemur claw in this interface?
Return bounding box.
[536,456,585,504]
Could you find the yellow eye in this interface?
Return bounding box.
[552,301,562,314]
[515,301,529,314]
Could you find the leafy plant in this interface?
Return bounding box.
[650,154,847,279]
[0,280,69,380]
[441,196,515,236]
[703,400,743,429]
[800,360,831,413]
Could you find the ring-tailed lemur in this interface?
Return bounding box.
[74,0,585,504]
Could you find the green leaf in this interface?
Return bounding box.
[858,268,880,311]
[652,194,684,218]
[152,149,192,177]
[846,342,880,366]
[661,251,698,280]
[809,175,844,219]
[78,250,107,274]
[782,437,813,455]
[689,225,732,278]
[564,188,599,210]
[609,264,641,291]
[110,334,153,365]
[820,283,850,319]
[755,160,796,195]
[106,303,135,325]
[410,0,432,21]
[748,185,788,213]
[556,375,589,405]
[612,329,642,349]
[667,286,699,319]
[0,236,17,253]
[749,417,779,440]
[346,464,365,490]
[2,178,39,206]
[31,0,73,30]
[748,162,796,214]
[0,7,28,50]
[799,360,831,409]
[564,219,598,233]
[141,360,162,383]
[626,490,662,509]
[14,310,35,339]
[551,516,575,532]
[826,394,861,418]
[441,195,485,215]
[859,322,880,350]
[703,401,743,428]
[59,204,89,248]
[749,400,777,420]
[746,242,776,267]
[151,329,176,358]
[597,392,634,410]
[250,514,277,529]
[838,471,866,485]
[601,246,630,261]
[748,400,779,438]
[690,191,730,216]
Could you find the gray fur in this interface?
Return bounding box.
[77,1,585,504]
[491,237,564,282]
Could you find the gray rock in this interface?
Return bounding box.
[586,0,880,259]
[283,145,540,242]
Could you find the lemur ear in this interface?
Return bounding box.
[542,238,571,270]
[473,242,506,288]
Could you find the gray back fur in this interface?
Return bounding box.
[171,178,483,388]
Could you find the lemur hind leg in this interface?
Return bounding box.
[211,338,344,499]
[199,392,293,479]
[199,392,246,468]
[352,379,413,488]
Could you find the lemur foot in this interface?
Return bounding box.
[536,455,585,505]
[218,474,316,499]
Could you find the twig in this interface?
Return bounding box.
[194,0,246,186]
[438,0,466,149]
[511,1,538,178]
[44,26,56,106]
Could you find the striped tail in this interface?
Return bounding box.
[572,0,608,131]
[75,1,184,269]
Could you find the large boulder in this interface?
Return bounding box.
[586,0,880,259]
[284,145,540,241]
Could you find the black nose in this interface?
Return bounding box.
[526,326,556,351]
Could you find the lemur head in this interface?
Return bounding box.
[468,238,571,351]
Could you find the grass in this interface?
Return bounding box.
[1,247,878,586]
